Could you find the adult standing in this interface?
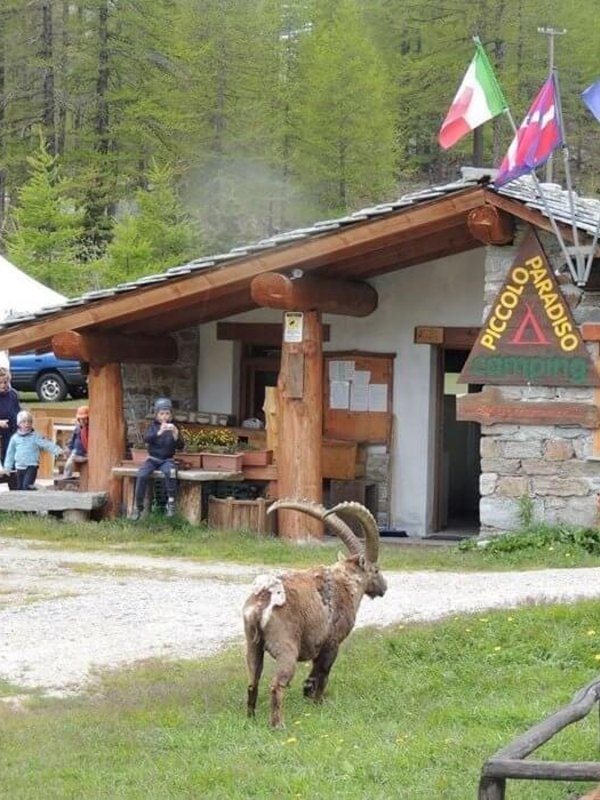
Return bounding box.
[0,366,20,490]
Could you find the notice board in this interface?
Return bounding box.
[323,351,394,444]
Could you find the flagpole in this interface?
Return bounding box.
[501,104,579,284]
[582,212,600,285]
[554,69,586,284]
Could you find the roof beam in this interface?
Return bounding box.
[250,273,378,316]
[326,223,482,280]
[52,330,178,365]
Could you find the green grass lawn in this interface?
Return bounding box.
[2,601,600,798]
[2,512,600,571]
[4,517,600,796]
[18,392,80,409]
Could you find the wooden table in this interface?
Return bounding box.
[112,463,243,523]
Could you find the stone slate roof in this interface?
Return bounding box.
[2,169,599,332]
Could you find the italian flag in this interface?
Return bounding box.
[438,40,507,150]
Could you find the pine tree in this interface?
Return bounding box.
[290,0,397,215]
[102,160,201,284]
[5,133,84,296]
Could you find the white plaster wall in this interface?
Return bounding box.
[197,249,485,535]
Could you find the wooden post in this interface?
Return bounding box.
[277,310,323,540]
[87,362,126,517]
[263,386,279,460]
[478,777,506,800]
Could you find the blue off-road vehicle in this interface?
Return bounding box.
[9,352,88,402]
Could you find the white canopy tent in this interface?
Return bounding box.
[0,254,66,368]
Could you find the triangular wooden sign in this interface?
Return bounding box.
[460,230,600,387]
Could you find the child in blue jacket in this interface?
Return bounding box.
[130,397,183,520]
[4,410,64,490]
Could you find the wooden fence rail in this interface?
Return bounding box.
[479,676,600,798]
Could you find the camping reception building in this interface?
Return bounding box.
[1,169,600,538]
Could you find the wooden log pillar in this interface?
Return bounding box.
[263,386,279,459]
[87,362,126,517]
[277,311,323,540]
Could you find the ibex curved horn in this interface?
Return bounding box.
[324,502,380,562]
[267,498,362,555]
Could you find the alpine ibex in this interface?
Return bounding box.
[243,499,387,728]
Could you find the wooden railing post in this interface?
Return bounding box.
[478,777,506,800]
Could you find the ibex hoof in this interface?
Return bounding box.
[303,677,317,699]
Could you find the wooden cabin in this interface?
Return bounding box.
[2,168,600,537]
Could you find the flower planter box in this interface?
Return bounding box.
[179,452,204,469]
[241,449,273,467]
[201,452,243,472]
[130,448,147,464]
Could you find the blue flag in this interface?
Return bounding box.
[582,78,600,123]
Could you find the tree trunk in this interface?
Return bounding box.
[40,1,55,154]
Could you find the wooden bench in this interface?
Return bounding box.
[112,464,244,523]
[0,489,107,521]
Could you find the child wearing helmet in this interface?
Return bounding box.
[129,397,183,520]
[3,410,64,490]
[63,405,90,479]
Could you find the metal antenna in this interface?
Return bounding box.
[537,26,566,182]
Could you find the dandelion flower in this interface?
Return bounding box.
[285,737,297,745]
[594,654,600,662]
[494,646,502,652]
[588,630,596,637]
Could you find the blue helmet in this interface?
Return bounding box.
[154,397,173,414]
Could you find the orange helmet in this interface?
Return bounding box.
[76,405,89,419]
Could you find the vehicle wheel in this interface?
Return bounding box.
[69,385,88,400]
[36,372,68,402]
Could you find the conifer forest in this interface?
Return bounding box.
[1,0,599,294]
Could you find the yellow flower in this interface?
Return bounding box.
[494,646,502,652]
[285,737,297,745]
[587,630,596,637]
[594,654,600,661]
[293,720,302,726]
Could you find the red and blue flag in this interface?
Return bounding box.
[495,74,563,187]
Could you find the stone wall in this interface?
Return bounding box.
[122,327,199,446]
[479,225,600,535]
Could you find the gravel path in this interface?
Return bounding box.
[3,536,600,697]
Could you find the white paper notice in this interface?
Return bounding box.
[330,380,350,409]
[329,360,355,381]
[352,370,370,386]
[368,384,388,412]
[350,384,369,411]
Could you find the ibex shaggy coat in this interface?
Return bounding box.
[243,500,387,729]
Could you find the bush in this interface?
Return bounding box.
[460,524,600,555]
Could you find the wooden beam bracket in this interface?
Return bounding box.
[468,205,514,245]
[251,272,378,317]
[52,330,178,366]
